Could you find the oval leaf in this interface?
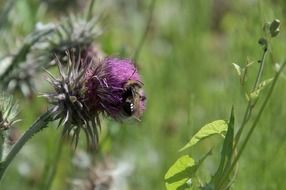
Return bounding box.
[165,155,194,190]
[180,120,228,152]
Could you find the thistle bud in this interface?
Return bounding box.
[0,95,19,160]
[0,95,19,132]
[36,16,103,67]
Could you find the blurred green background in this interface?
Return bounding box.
[1,0,286,189]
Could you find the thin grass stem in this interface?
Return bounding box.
[133,0,156,63]
[234,47,268,149]
[41,139,64,190]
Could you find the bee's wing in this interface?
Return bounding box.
[132,95,143,121]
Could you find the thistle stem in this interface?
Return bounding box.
[0,134,4,161]
[0,109,53,181]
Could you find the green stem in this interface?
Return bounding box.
[41,139,64,190]
[0,109,53,181]
[217,46,269,188]
[133,0,156,63]
[86,0,96,21]
[0,134,4,161]
[253,48,268,90]
[234,47,268,148]
[0,0,17,29]
[217,61,286,190]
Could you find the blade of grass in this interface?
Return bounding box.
[133,0,156,63]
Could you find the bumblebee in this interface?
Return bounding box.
[122,80,145,120]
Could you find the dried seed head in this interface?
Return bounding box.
[70,157,133,190]
[34,16,104,68]
[44,52,100,149]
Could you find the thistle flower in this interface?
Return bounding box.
[85,58,146,120]
[44,54,146,148]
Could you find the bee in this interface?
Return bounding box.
[122,79,145,120]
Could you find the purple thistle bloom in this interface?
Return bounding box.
[85,58,146,119]
[45,54,146,149]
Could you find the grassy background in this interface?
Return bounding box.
[1,0,286,189]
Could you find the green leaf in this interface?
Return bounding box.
[221,107,235,167]
[211,107,235,185]
[165,151,213,190]
[165,155,195,190]
[232,63,242,77]
[249,78,273,100]
[180,120,228,152]
[196,149,213,170]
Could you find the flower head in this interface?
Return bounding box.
[39,15,103,66]
[44,52,100,149]
[85,58,146,120]
[45,54,146,149]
